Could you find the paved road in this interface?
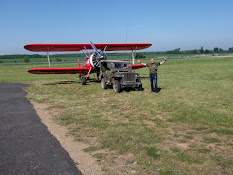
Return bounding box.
[0,83,82,175]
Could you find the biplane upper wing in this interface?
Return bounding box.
[94,43,152,51]
[28,67,89,75]
[24,43,152,52]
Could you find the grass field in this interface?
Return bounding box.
[1,57,232,174]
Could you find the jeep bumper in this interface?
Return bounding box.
[121,81,142,87]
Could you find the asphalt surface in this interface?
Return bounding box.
[0,83,82,175]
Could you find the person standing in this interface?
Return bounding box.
[137,58,167,93]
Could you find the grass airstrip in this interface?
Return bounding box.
[0,57,232,174]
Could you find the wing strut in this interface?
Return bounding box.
[47,47,51,68]
[131,46,137,65]
[81,49,89,59]
[86,68,92,78]
[131,50,134,65]
[103,46,107,52]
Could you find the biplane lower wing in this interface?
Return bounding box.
[28,65,146,74]
[131,64,146,70]
[28,68,89,75]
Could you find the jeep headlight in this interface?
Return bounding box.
[122,75,124,77]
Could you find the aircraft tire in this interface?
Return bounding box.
[101,78,107,89]
[113,79,121,93]
[81,77,86,85]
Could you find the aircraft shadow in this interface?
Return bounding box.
[42,81,80,85]
[42,79,100,86]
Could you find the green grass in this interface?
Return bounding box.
[1,57,233,174]
[203,137,222,143]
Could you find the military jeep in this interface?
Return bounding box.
[99,60,143,93]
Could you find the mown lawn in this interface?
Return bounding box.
[1,57,232,174]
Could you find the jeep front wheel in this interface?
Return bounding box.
[101,78,107,89]
[113,79,121,93]
[136,79,143,91]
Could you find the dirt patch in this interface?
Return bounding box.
[31,101,104,175]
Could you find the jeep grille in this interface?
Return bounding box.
[123,73,136,82]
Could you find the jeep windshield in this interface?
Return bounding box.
[100,60,132,71]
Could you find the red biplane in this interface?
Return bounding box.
[24,41,151,85]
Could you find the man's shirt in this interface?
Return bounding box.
[146,62,160,74]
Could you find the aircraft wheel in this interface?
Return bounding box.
[81,77,86,85]
[101,78,107,89]
[113,79,122,93]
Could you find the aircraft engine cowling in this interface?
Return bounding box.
[89,53,98,68]
[89,53,106,68]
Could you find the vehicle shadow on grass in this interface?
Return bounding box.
[140,76,149,79]
[123,87,144,93]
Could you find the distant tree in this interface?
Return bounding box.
[24,56,30,63]
[205,49,210,53]
[167,48,180,54]
[213,47,219,53]
[200,47,204,53]
[32,54,42,58]
[228,47,233,52]
[193,49,201,54]
[56,57,61,62]
[136,53,146,59]
[174,48,181,54]
[219,48,223,52]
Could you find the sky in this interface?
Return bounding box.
[1,0,233,54]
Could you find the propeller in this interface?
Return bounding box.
[90,41,100,57]
[90,41,105,67]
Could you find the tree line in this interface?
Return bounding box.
[166,47,233,54]
[1,47,233,60]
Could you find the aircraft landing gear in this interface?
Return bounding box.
[81,77,86,85]
[96,73,101,82]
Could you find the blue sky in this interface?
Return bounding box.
[1,0,233,54]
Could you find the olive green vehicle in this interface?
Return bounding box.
[99,60,143,93]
